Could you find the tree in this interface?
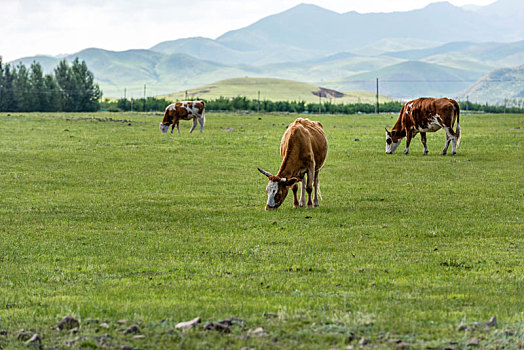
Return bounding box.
[14,63,32,112]
[1,63,17,112]
[54,59,74,111]
[70,58,101,112]
[30,61,46,111]
[43,74,61,112]
[54,58,102,112]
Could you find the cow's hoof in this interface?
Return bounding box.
[440,152,447,156]
[452,152,456,155]
[423,151,428,155]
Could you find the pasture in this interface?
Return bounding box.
[0,111,522,349]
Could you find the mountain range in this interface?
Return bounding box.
[8,0,524,102]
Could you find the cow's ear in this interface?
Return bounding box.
[285,177,299,186]
[385,128,390,135]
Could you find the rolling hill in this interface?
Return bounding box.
[457,65,524,104]
[328,61,485,99]
[161,77,396,104]
[384,40,524,71]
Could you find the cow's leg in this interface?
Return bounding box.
[189,118,197,133]
[441,135,450,155]
[175,120,181,134]
[447,127,458,155]
[313,170,320,207]
[170,124,175,134]
[198,117,204,133]
[404,131,412,155]
[420,132,429,155]
[298,179,306,207]
[292,183,300,208]
[441,126,457,155]
[306,166,315,209]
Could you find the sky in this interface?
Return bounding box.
[1,0,496,62]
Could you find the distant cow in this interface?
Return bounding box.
[385,97,461,155]
[159,101,205,134]
[258,118,328,210]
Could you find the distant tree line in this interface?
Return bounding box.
[0,57,101,112]
[459,100,524,114]
[102,96,406,114]
[103,96,524,114]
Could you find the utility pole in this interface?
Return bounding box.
[504,98,507,114]
[375,78,379,114]
[185,90,188,99]
[466,95,469,112]
[319,95,321,114]
[143,84,146,112]
[257,90,260,113]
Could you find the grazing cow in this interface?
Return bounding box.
[159,101,205,134]
[258,118,328,210]
[385,97,461,155]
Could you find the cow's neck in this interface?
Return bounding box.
[277,148,302,180]
[392,118,407,136]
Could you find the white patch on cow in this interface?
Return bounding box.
[417,114,443,132]
[159,123,169,134]
[405,102,414,114]
[385,131,401,154]
[266,181,279,207]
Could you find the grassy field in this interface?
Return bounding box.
[161,77,396,104]
[0,111,522,349]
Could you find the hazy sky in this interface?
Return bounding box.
[1,0,496,62]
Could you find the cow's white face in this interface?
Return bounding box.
[159,123,170,134]
[265,179,290,210]
[258,168,298,210]
[385,130,402,154]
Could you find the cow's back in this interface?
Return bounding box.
[280,118,328,171]
[405,98,456,126]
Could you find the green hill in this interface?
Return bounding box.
[161,77,396,104]
[326,61,484,99]
[457,65,524,104]
[385,40,524,72]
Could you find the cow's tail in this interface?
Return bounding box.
[454,103,461,148]
[201,101,206,125]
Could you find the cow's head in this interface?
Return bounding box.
[160,107,174,134]
[159,122,170,134]
[385,128,402,154]
[258,168,299,210]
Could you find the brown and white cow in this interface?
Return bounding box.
[385,97,461,155]
[258,118,328,210]
[159,101,205,134]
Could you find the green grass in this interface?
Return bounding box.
[0,111,523,349]
[162,77,396,104]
